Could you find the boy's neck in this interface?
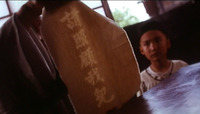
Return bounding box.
[150,58,171,72]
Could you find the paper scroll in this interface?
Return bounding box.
[41,1,140,114]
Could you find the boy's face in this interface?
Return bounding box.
[139,30,171,62]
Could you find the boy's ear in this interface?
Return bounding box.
[167,39,171,49]
[140,46,145,55]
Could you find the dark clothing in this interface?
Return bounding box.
[0,14,74,114]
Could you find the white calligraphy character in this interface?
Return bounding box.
[80,47,97,69]
[94,87,115,108]
[85,68,104,86]
[73,29,88,49]
[60,8,81,29]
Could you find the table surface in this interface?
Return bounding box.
[110,62,200,114]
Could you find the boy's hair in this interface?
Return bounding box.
[137,20,168,42]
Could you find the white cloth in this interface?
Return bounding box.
[137,60,188,97]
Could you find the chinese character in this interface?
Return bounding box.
[60,8,81,29]
[80,47,97,68]
[73,29,88,49]
[85,68,104,86]
[94,87,115,108]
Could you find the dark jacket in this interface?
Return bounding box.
[0,14,72,114]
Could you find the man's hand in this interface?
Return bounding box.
[16,1,44,39]
[16,1,44,28]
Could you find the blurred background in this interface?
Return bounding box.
[0,0,149,27]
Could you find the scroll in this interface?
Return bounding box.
[41,1,140,114]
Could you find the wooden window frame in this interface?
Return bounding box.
[0,0,12,19]
[0,0,113,21]
[101,0,114,20]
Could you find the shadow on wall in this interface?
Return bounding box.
[123,1,200,71]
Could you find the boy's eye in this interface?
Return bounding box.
[155,37,162,43]
[143,42,149,46]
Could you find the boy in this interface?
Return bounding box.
[137,20,188,97]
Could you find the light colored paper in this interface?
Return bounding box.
[41,1,140,114]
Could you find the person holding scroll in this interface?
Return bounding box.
[0,1,75,113]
